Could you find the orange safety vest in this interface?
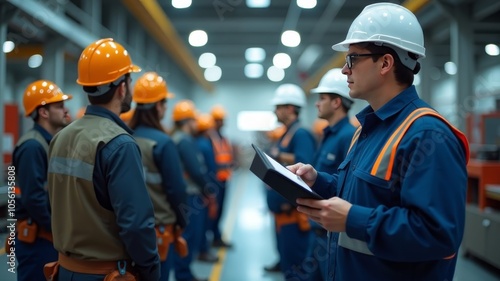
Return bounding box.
[348,107,469,180]
[341,107,469,259]
[209,132,233,182]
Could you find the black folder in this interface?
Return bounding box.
[249,144,323,206]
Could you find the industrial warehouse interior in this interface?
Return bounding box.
[0,0,500,280]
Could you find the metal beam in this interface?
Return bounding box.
[302,0,433,93]
[6,0,97,48]
[122,0,213,92]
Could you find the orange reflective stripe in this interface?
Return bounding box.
[371,108,434,180]
[279,123,300,149]
[371,108,469,180]
[347,126,363,154]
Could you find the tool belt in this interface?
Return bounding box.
[274,210,311,233]
[44,253,137,281]
[156,225,189,261]
[17,218,53,243]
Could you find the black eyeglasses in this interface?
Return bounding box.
[345,53,385,69]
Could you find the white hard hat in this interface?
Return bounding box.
[271,83,306,107]
[311,68,353,100]
[332,3,425,71]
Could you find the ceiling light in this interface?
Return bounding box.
[172,0,192,9]
[246,0,270,8]
[297,0,316,9]
[199,52,216,68]
[28,54,43,68]
[3,41,15,53]
[485,44,499,56]
[204,65,222,82]
[189,30,208,47]
[267,66,285,82]
[245,47,266,62]
[281,30,301,47]
[444,61,457,75]
[273,53,291,69]
[244,63,264,79]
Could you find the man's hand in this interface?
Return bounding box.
[286,163,317,187]
[296,197,352,232]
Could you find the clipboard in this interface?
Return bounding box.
[249,144,323,206]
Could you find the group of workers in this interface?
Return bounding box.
[11,38,233,281]
[259,2,469,281]
[8,2,471,281]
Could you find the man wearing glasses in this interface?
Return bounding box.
[288,3,469,281]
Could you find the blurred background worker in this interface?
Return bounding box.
[306,68,356,280]
[47,38,160,281]
[171,100,211,281]
[208,105,234,248]
[194,113,221,263]
[266,83,316,280]
[311,118,329,145]
[128,72,189,281]
[12,80,71,281]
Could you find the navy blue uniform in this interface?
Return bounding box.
[13,124,57,281]
[312,86,468,281]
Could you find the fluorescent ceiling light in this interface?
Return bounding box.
[444,61,457,75]
[3,41,15,53]
[267,66,285,82]
[172,0,192,9]
[485,44,499,56]
[28,54,43,68]
[245,47,266,62]
[244,63,264,78]
[281,30,301,47]
[246,0,270,8]
[237,111,277,131]
[273,53,291,69]
[204,65,222,82]
[199,52,216,68]
[297,0,316,9]
[189,30,208,47]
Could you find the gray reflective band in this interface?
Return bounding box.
[145,171,162,185]
[338,232,374,256]
[48,157,94,182]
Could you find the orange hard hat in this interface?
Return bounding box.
[172,100,196,121]
[133,72,174,104]
[77,38,141,86]
[196,113,215,132]
[312,119,329,136]
[23,80,72,117]
[120,109,135,123]
[211,105,226,120]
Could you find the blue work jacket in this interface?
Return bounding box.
[134,125,188,228]
[313,117,356,175]
[87,106,160,281]
[175,133,210,195]
[267,120,317,213]
[13,123,52,231]
[312,86,468,281]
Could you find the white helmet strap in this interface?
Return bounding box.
[378,42,418,72]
